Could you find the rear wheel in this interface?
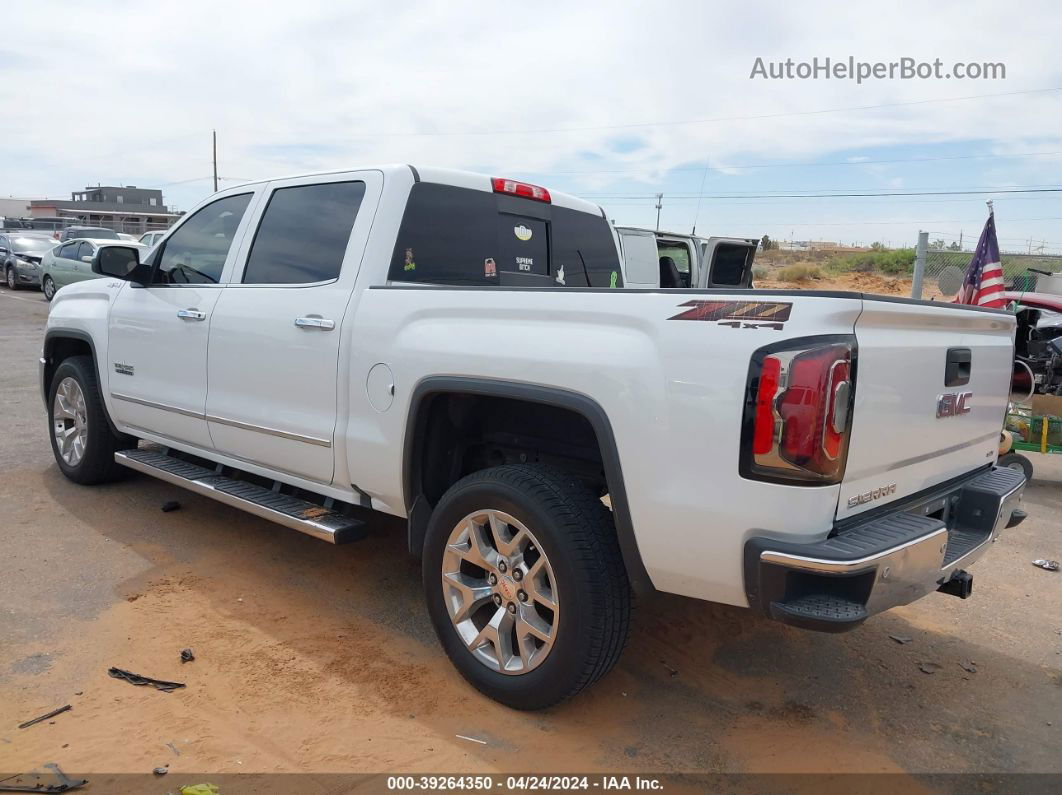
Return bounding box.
[999,452,1034,482]
[423,464,631,710]
[42,275,56,301]
[48,355,136,484]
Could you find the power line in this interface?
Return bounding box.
[583,187,1062,200]
[649,215,1062,227]
[514,149,1062,175]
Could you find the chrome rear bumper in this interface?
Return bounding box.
[744,466,1026,632]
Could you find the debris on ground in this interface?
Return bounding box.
[167,742,181,756]
[889,634,913,645]
[660,661,679,677]
[152,766,168,776]
[17,705,71,730]
[455,734,487,745]
[180,648,195,664]
[179,784,219,795]
[0,762,87,792]
[918,662,943,674]
[1032,559,1060,572]
[959,660,978,673]
[161,501,181,513]
[107,667,185,692]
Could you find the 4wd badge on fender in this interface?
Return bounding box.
[668,300,792,330]
[114,362,134,376]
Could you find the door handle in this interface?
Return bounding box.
[177,308,207,321]
[294,316,335,330]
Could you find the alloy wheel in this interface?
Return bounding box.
[53,377,88,466]
[6,268,13,289]
[441,509,558,674]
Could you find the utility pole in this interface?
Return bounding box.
[912,230,928,299]
[958,230,963,250]
[654,193,663,231]
[212,130,218,193]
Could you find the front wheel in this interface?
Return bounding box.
[6,266,18,290]
[422,464,631,710]
[48,355,136,484]
[42,275,56,301]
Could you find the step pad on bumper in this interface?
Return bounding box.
[770,594,868,627]
[114,448,365,544]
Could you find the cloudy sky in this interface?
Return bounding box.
[3,0,1062,251]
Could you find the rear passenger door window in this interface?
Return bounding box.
[242,181,365,284]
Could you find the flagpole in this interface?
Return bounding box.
[986,199,994,216]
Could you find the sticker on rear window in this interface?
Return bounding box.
[484,257,497,278]
[514,224,533,241]
[403,247,416,272]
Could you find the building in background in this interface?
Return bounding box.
[30,186,180,234]
[0,197,34,220]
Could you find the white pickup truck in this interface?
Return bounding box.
[41,165,1027,709]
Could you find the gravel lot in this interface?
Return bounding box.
[1,286,1060,778]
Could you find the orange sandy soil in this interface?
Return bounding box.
[756,270,947,300]
[2,281,1060,789]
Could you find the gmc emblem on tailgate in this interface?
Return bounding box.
[937,391,973,418]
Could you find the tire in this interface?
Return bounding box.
[42,275,56,301]
[422,464,631,710]
[48,355,136,484]
[6,266,19,290]
[999,452,1034,482]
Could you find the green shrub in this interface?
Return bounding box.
[777,264,823,282]
[752,266,767,280]
[829,248,916,275]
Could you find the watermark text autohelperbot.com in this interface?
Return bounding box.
[750,57,1005,83]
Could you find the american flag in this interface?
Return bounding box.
[956,207,1005,308]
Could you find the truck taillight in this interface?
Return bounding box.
[742,337,856,485]
[492,177,551,203]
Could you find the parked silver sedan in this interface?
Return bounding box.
[0,232,55,290]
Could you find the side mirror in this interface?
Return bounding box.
[96,245,146,282]
[81,255,93,263]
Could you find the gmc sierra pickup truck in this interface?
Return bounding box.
[41,165,1027,709]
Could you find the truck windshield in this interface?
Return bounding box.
[657,241,691,275]
[388,183,621,288]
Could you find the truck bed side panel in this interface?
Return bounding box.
[346,287,864,607]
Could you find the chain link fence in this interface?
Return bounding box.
[912,234,1062,299]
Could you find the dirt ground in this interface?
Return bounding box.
[1,287,1060,782]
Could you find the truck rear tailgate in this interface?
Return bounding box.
[838,299,1015,521]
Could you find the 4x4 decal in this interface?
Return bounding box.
[668,300,792,329]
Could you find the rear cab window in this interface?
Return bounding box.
[388,183,621,288]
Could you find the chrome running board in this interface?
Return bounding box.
[114,448,365,544]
